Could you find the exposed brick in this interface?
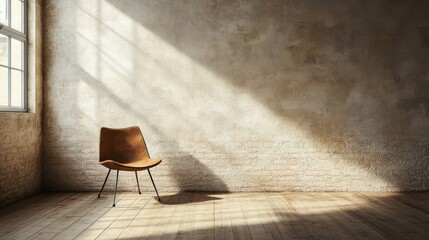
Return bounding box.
[42,0,429,193]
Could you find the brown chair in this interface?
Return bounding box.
[98,126,162,207]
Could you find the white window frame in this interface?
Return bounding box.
[0,0,27,112]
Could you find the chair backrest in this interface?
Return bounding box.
[100,126,150,164]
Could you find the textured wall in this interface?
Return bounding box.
[43,0,429,192]
[0,0,43,206]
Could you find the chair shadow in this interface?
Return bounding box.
[159,192,224,205]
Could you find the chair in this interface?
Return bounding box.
[98,126,162,207]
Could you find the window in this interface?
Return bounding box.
[0,0,26,111]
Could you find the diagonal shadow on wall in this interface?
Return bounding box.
[103,0,429,190]
[43,0,230,194]
[42,0,429,192]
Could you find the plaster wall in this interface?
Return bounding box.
[0,0,43,206]
[43,0,429,192]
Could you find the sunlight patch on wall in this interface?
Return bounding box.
[70,0,391,191]
[75,0,307,140]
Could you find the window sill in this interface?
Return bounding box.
[0,108,28,113]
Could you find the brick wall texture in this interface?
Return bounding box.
[43,0,429,192]
[0,114,42,206]
[0,0,43,207]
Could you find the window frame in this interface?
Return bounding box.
[0,0,27,112]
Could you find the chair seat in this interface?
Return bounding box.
[100,158,162,171]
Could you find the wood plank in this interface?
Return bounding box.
[262,193,293,240]
[0,192,428,240]
[214,192,234,240]
[113,194,163,239]
[175,193,200,240]
[229,193,253,240]
[146,193,185,240]
[193,193,215,240]
[340,193,406,240]
[0,193,85,239]
[242,193,273,240]
[110,193,153,239]
[288,192,333,240]
[159,193,188,240]
[51,193,116,240]
[96,193,143,240]
[273,193,314,239]
[356,193,429,239]
[0,193,71,236]
[74,193,128,240]
[26,193,97,240]
[319,192,384,240]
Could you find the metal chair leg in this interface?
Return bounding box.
[135,171,141,194]
[98,169,111,198]
[113,170,119,207]
[147,169,161,202]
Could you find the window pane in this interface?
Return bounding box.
[10,69,22,107]
[0,0,7,26]
[11,38,21,69]
[11,0,22,32]
[0,34,7,66]
[0,66,7,106]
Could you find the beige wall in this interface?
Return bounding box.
[43,0,429,192]
[0,0,43,206]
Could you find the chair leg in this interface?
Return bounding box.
[98,169,111,198]
[135,171,141,194]
[113,170,119,207]
[147,169,161,202]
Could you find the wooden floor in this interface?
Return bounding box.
[0,192,428,240]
